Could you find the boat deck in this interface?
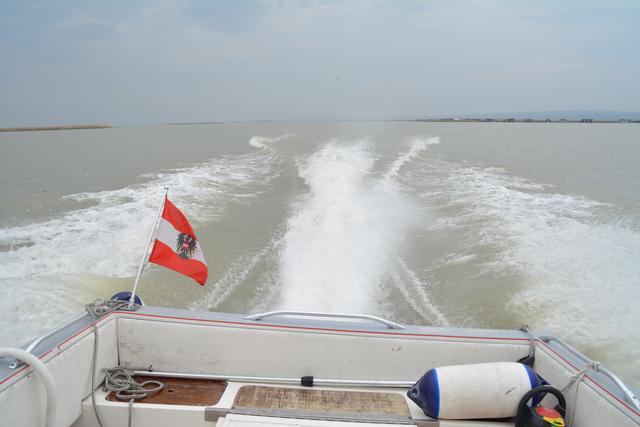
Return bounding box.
[83,376,513,427]
[2,305,638,427]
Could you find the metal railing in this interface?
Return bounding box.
[245,310,405,330]
[135,370,412,387]
[539,335,640,410]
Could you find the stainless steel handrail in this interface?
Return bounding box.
[135,370,413,387]
[7,312,88,369]
[245,310,404,330]
[539,335,640,410]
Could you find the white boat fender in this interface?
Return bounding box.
[407,362,541,420]
[0,348,57,427]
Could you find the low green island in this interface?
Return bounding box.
[0,124,112,132]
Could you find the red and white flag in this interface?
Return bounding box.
[148,197,208,285]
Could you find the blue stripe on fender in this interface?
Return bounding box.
[424,368,440,418]
[407,368,440,418]
[522,364,542,405]
[523,364,541,389]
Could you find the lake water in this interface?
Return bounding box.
[1,121,638,387]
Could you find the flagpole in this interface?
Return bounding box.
[129,187,169,308]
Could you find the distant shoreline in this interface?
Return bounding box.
[166,121,222,126]
[408,118,639,124]
[0,124,112,132]
[1,119,638,132]
[165,118,638,124]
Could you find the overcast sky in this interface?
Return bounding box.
[1,0,639,126]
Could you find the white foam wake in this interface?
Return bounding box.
[191,229,285,311]
[0,150,281,347]
[0,152,280,280]
[387,256,450,326]
[277,140,419,314]
[384,137,440,183]
[249,134,293,149]
[411,162,640,383]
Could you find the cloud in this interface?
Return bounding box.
[0,0,638,126]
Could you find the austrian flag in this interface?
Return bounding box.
[148,197,208,285]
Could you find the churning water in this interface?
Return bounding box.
[0,122,638,387]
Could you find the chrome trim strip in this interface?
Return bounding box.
[245,311,405,330]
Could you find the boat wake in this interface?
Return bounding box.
[249,134,293,149]
[191,228,285,312]
[383,136,440,183]
[383,255,450,326]
[405,159,640,383]
[0,147,282,346]
[195,136,448,324]
[277,138,446,321]
[0,151,280,279]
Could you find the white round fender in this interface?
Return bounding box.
[0,348,57,427]
[408,362,541,419]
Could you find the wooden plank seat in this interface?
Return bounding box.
[232,385,411,422]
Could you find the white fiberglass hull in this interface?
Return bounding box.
[1,304,638,427]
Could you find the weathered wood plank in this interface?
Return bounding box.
[234,385,410,416]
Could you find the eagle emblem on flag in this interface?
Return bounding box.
[176,232,197,259]
[148,197,208,285]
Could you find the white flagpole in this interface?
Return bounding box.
[129,187,169,308]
